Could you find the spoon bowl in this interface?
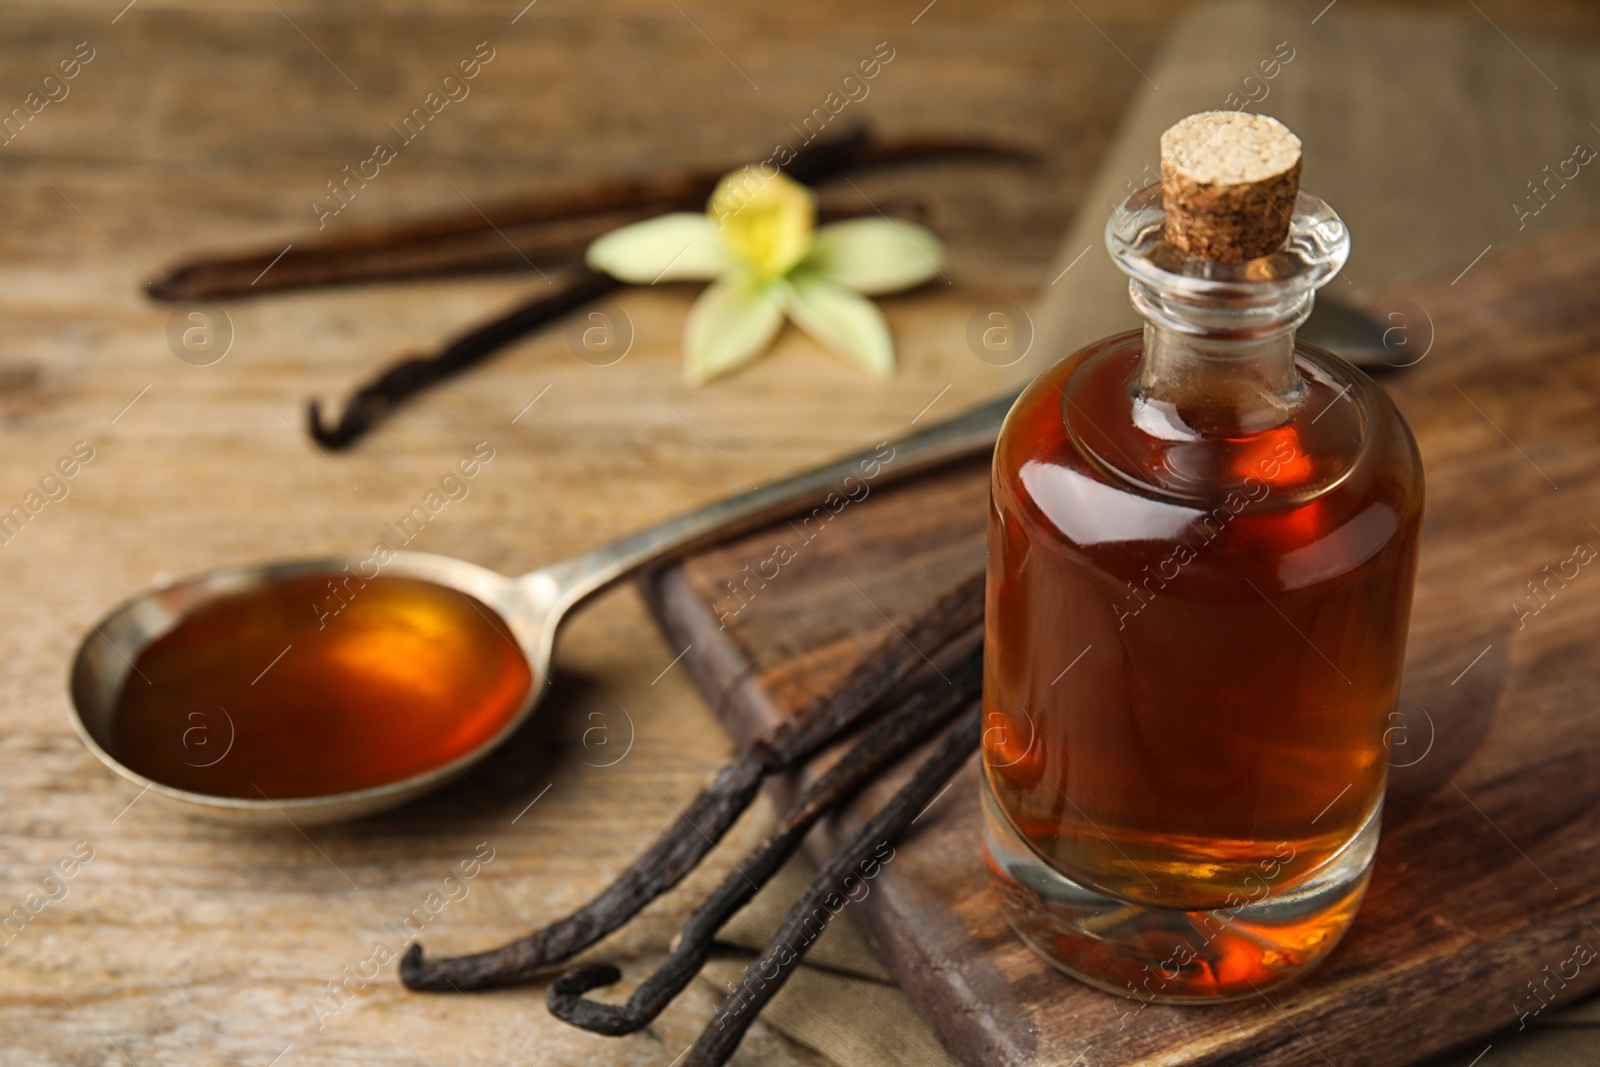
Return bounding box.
[68,551,566,825]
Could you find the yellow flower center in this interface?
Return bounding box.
[708,168,815,280]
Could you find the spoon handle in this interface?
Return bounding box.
[531,390,1016,611]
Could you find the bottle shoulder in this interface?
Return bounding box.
[992,334,1423,591]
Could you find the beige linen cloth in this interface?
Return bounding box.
[704,2,1600,1063]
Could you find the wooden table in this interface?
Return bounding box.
[1,2,1596,1064]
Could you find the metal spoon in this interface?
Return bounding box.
[67,394,1013,825]
[1301,295,1414,370]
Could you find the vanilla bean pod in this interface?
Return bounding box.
[400,573,983,991]
[401,721,764,992]
[546,647,983,1034]
[307,268,618,448]
[151,217,642,302]
[150,128,1031,301]
[685,704,982,1067]
[151,199,931,303]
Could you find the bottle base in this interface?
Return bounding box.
[981,777,1376,1003]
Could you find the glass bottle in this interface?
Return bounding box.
[981,117,1424,1001]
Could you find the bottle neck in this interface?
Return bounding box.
[1105,183,1350,441]
[1129,277,1311,438]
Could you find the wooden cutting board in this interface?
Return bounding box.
[639,226,1600,1066]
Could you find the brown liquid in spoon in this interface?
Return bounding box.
[112,574,533,799]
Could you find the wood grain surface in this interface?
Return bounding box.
[1,2,1598,1066]
[643,226,1600,1066]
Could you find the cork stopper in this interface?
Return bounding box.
[1160,111,1302,262]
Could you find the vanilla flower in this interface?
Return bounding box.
[585,168,943,384]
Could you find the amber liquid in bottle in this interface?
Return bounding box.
[985,335,1422,909]
[981,180,1423,1001]
[113,574,532,798]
